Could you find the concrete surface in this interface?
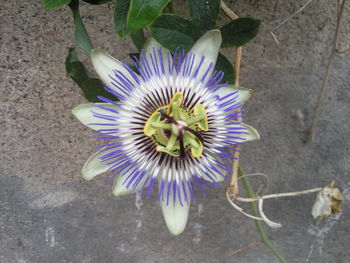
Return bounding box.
[1,0,349,262]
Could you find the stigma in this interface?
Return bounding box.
[143,92,208,159]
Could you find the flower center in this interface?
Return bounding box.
[143,92,208,159]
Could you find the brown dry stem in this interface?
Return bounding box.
[308,0,347,141]
[221,0,243,199]
[270,0,314,44]
[223,240,260,259]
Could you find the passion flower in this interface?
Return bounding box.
[72,30,259,235]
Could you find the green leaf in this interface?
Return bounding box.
[127,0,171,31]
[82,0,111,4]
[42,0,71,10]
[151,14,193,36]
[187,0,220,34]
[69,0,94,56]
[114,0,145,49]
[215,53,235,84]
[150,14,194,51]
[114,0,131,37]
[130,30,145,51]
[65,48,115,102]
[221,17,261,48]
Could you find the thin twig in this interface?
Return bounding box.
[238,172,271,196]
[239,166,288,263]
[221,0,243,198]
[270,0,314,44]
[258,199,282,228]
[224,240,260,259]
[234,47,243,87]
[222,2,287,262]
[335,47,350,54]
[237,187,322,202]
[308,0,347,141]
[226,191,264,221]
[221,1,239,19]
[228,182,322,229]
[166,0,176,14]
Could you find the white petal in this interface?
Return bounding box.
[161,196,190,236]
[91,49,139,92]
[144,37,168,56]
[241,123,260,141]
[215,85,252,105]
[197,154,227,183]
[201,172,225,183]
[112,170,149,196]
[143,37,173,75]
[205,167,226,182]
[72,103,120,131]
[189,30,222,82]
[82,150,110,181]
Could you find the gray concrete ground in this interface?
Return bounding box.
[1,0,349,262]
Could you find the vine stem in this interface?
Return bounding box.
[239,166,288,263]
[166,0,176,14]
[270,0,314,44]
[221,1,287,262]
[221,0,242,199]
[308,0,347,141]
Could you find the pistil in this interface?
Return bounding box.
[144,92,208,158]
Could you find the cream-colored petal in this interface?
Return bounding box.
[201,173,225,183]
[161,195,190,236]
[112,170,150,196]
[215,85,252,105]
[72,103,120,131]
[91,49,139,90]
[82,150,110,181]
[241,123,260,141]
[143,37,172,76]
[200,155,227,183]
[189,30,222,82]
[144,37,168,57]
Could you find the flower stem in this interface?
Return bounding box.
[68,0,94,56]
[222,3,287,261]
[239,165,287,263]
[308,0,347,142]
[166,0,176,14]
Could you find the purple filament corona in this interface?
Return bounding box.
[88,46,248,206]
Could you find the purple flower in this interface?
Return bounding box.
[72,30,259,235]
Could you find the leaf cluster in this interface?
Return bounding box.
[42,0,260,100]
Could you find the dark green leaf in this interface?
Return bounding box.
[130,30,145,51]
[215,53,235,84]
[221,17,261,48]
[65,48,115,102]
[83,0,111,4]
[150,14,194,51]
[114,0,131,37]
[187,0,220,34]
[69,0,94,56]
[151,28,194,52]
[127,0,171,31]
[151,14,193,36]
[42,0,71,10]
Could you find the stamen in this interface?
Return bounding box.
[178,129,185,159]
[151,122,172,130]
[143,92,208,159]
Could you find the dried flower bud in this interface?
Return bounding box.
[311,181,343,221]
